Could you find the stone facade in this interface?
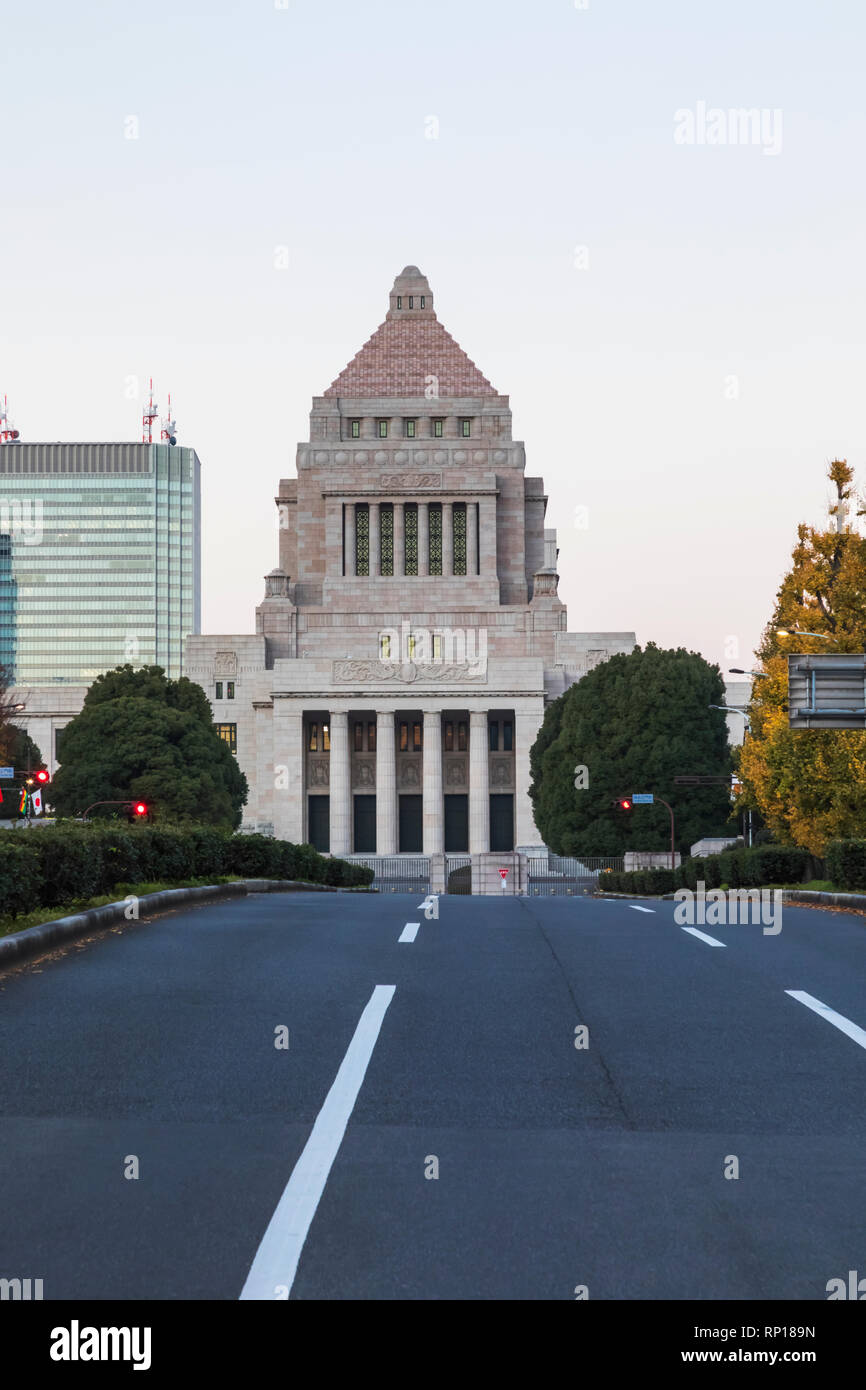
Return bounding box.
[186,266,636,855]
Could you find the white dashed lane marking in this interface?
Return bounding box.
[629,905,655,914]
[785,990,866,1052]
[681,926,726,948]
[398,922,420,943]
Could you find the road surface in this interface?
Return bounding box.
[1,890,864,1300]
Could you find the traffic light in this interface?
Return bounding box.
[35,769,50,784]
[613,796,633,811]
[133,802,147,817]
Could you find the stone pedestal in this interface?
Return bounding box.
[471,851,526,895]
[429,853,447,895]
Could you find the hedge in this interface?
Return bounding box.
[825,839,866,892]
[601,844,820,897]
[0,825,373,920]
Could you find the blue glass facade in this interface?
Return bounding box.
[0,443,200,684]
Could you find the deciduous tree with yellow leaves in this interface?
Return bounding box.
[737,460,866,854]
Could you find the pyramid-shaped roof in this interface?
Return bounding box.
[324,266,498,399]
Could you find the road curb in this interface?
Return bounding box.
[782,888,866,911]
[0,878,363,970]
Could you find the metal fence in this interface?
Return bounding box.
[348,855,431,895]
[527,855,624,896]
[445,854,472,895]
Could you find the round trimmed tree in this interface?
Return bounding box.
[50,665,247,828]
[529,643,733,855]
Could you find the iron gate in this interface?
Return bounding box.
[527,855,623,896]
[445,854,472,895]
[349,855,431,895]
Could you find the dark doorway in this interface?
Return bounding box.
[308,795,330,852]
[399,794,422,852]
[353,794,376,852]
[444,794,468,852]
[489,793,514,852]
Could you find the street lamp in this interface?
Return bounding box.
[728,668,769,678]
[710,705,752,845]
[776,628,839,640]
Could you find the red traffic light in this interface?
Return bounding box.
[35,769,50,784]
[618,797,632,811]
[133,802,147,816]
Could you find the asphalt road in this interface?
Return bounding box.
[1,888,865,1300]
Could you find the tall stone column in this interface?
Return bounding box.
[467,500,478,576]
[329,711,351,855]
[515,705,545,847]
[344,503,356,578]
[469,709,490,853]
[369,502,380,578]
[418,502,430,578]
[442,501,453,576]
[376,709,397,855]
[422,710,443,854]
[272,708,304,843]
[479,495,497,576]
[394,502,405,577]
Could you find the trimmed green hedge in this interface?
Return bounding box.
[825,839,866,892]
[602,844,820,897]
[0,825,372,919]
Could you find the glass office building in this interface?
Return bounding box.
[0,443,200,685]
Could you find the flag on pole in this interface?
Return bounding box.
[31,788,43,816]
[18,787,28,815]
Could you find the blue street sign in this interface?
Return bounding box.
[632,792,654,804]
[0,767,14,779]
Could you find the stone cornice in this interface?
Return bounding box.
[321,483,499,498]
[270,689,545,701]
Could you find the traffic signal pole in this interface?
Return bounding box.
[654,797,677,871]
[617,792,677,870]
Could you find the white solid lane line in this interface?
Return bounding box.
[681,926,726,948]
[629,905,655,914]
[398,922,420,943]
[239,984,396,1301]
[785,990,866,1052]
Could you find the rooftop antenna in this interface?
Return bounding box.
[142,378,159,444]
[0,395,20,444]
[160,392,177,446]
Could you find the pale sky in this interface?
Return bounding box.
[2,0,864,674]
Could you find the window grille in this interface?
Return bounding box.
[380,503,394,575]
[404,503,418,575]
[355,503,370,576]
[429,503,442,575]
[453,502,467,575]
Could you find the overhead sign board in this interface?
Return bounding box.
[788,654,866,729]
[0,767,14,779]
[632,793,654,804]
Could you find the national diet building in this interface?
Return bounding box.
[186,267,634,889]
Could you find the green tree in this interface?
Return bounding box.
[83,664,214,722]
[738,459,866,854]
[50,666,247,828]
[529,644,733,854]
